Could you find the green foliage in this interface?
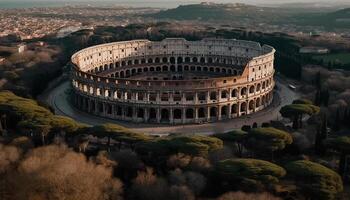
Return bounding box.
[247,127,293,152]
[216,158,286,184]
[212,130,248,142]
[136,135,223,157]
[292,99,313,105]
[286,160,343,200]
[325,136,350,153]
[0,91,81,133]
[88,123,151,144]
[280,103,319,118]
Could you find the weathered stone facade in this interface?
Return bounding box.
[71,38,275,124]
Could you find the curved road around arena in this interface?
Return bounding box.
[43,76,298,135]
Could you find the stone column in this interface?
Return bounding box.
[228,104,232,119]
[170,108,174,124]
[144,108,149,122]
[182,108,186,124]
[156,108,161,123]
[195,108,199,123]
[218,105,222,121]
[207,107,211,121]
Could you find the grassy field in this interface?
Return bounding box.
[313,53,350,65]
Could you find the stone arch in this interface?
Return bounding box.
[143,67,148,72]
[210,107,217,117]
[221,105,228,118]
[127,60,132,66]
[256,97,261,108]
[185,57,191,63]
[161,109,170,122]
[200,57,205,63]
[148,58,153,63]
[134,59,139,65]
[256,83,261,92]
[141,58,146,64]
[241,87,247,96]
[231,89,238,97]
[198,108,205,118]
[155,57,160,63]
[210,91,217,100]
[170,57,176,64]
[177,57,183,64]
[131,68,136,75]
[249,85,255,94]
[149,108,157,120]
[156,66,161,72]
[162,65,168,71]
[150,67,155,72]
[221,90,228,99]
[174,109,182,119]
[186,108,194,119]
[249,100,255,111]
[240,102,247,112]
[193,57,198,63]
[231,104,238,114]
[137,108,144,118]
[162,57,168,63]
[170,65,176,72]
[215,68,220,73]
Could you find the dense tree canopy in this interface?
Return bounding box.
[280,99,320,129]
[285,160,343,200]
[216,158,286,184]
[136,135,223,157]
[325,136,350,176]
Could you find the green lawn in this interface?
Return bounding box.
[313,53,350,65]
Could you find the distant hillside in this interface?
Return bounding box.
[150,3,287,22]
[294,8,350,29]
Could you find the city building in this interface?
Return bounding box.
[71,38,275,124]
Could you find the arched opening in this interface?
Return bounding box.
[231,89,238,97]
[231,104,238,114]
[241,87,247,96]
[221,106,228,118]
[162,57,168,63]
[256,98,261,108]
[198,108,205,118]
[210,107,217,117]
[162,65,168,71]
[200,57,205,63]
[177,57,183,64]
[193,57,198,63]
[256,84,261,92]
[174,109,182,119]
[156,66,161,72]
[134,59,139,65]
[249,86,255,94]
[90,101,95,112]
[148,58,153,63]
[221,90,228,99]
[185,57,191,63]
[240,102,247,113]
[116,106,122,116]
[149,108,157,120]
[249,100,255,111]
[170,57,176,64]
[210,91,217,100]
[137,108,144,118]
[106,104,112,115]
[170,65,176,72]
[186,109,194,119]
[161,109,170,122]
[126,107,133,118]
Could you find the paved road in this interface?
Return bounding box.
[44,77,298,135]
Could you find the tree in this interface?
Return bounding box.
[216,159,286,185]
[88,123,151,151]
[3,145,123,200]
[213,130,248,157]
[315,115,328,155]
[246,127,293,159]
[325,136,350,178]
[280,99,320,129]
[286,160,343,200]
[218,191,281,200]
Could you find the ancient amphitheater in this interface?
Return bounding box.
[71,38,275,124]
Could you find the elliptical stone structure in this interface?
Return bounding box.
[71,38,275,124]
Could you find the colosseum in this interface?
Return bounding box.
[71,38,275,124]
